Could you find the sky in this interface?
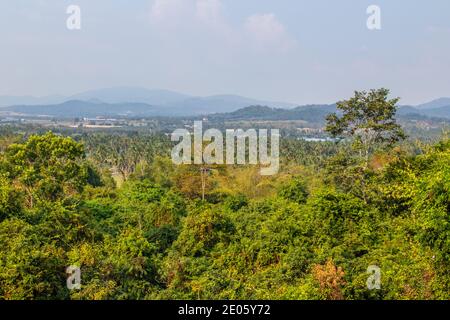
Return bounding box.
[0,0,449,105]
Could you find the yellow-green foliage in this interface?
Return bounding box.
[0,132,448,300]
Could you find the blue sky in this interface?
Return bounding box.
[0,0,449,105]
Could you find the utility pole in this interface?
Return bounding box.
[200,167,211,201]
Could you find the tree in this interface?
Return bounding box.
[4,132,88,206]
[278,178,309,204]
[326,88,406,166]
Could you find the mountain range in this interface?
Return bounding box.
[0,87,296,117]
[415,97,450,110]
[0,87,449,120]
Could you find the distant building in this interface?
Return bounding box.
[0,117,21,123]
[297,127,322,134]
[82,118,119,126]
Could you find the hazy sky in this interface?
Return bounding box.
[0,0,449,105]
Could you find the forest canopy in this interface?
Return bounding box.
[0,90,449,300]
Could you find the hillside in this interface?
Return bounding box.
[417,97,450,109]
[206,104,337,122]
[208,104,450,122]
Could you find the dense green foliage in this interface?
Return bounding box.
[0,130,447,300]
[0,91,448,300]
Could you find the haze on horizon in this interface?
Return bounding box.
[1,0,449,106]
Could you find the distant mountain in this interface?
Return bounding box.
[69,87,191,106]
[219,105,285,119]
[291,104,338,122]
[0,87,297,117]
[0,95,65,107]
[0,87,297,116]
[398,105,450,119]
[420,105,450,118]
[1,99,297,118]
[397,106,421,116]
[68,87,296,113]
[9,101,448,121]
[165,95,296,115]
[3,100,162,118]
[207,104,337,122]
[2,88,449,119]
[208,104,450,122]
[416,97,450,110]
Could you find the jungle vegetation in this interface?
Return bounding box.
[0,89,448,300]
